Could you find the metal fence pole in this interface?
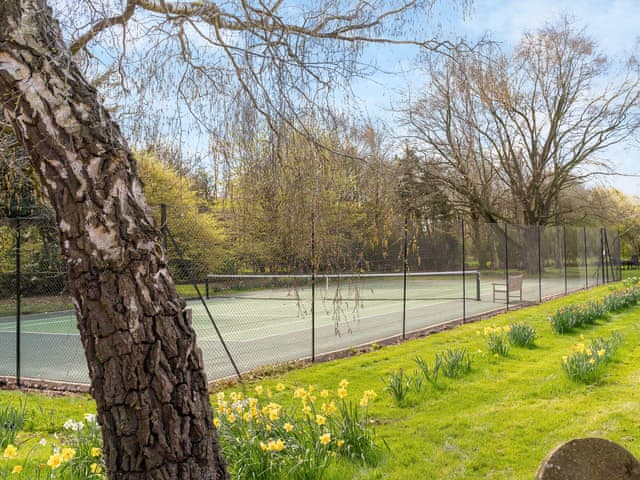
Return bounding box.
[311,213,316,362]
[600,228,605,285]
[563,225,568,294]
[617,228,622,281]
[15,217,21,387]
[504,224,509,310]
[537,225,542,303]
[402,216,408,339]
[461,219,466,323]
[583,226,588,288]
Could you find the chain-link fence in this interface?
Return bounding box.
[0,204,622,386]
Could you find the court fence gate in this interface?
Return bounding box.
[0,204,623,387]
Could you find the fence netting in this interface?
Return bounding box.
[0,205,623,386]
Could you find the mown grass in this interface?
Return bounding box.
[1,282,639,479]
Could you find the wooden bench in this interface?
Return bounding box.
[492,274,523,303]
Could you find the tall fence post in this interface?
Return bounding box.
[504,224,509,310]
[311,212,316,362]
[600,228,606,285]
[537,225,542,303]
[402,216,408,339]
[563,225,568,294]
[461,219,466,323]
[617,229,622,282]
[583,226,589,289]
[15,217,21,387]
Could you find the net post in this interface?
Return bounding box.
[402,216,408,339]
[15,217,21,387]
[205,275,209,299]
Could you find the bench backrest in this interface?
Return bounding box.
[508,274,523,290]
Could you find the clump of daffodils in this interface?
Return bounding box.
[214,379,381,479]
[561,333,622,384]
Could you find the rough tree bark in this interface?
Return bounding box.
[0,1,229,478]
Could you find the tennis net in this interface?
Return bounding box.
[204,271,480,302]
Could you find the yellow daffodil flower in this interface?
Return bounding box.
[3,444,17,459]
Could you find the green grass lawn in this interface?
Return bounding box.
[1,282,639,479]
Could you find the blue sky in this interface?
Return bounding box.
[355,0,640,196]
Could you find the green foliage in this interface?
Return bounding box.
[382,369,412,405]
[507,323,537,348]
[414,355,440,388]
[215,382,380,479]
[549,281,640,334]
[548,305,583,334]
[0,414,104,479]
[0,403,25,450]
[137,152,226,278]
[561,332,623,384]
[436,348,472,378]
[483,326,510,357]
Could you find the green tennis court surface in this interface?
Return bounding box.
[0,274,587,384]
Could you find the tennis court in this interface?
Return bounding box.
[0,271,588,384]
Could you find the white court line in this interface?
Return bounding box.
[0,316,76,333]
[0,331,80,337]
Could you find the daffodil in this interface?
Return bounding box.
[91,447,102,457]
[11,465,23,474]
[319,433,331,445]
[90,463,103,474]
[255,385,264,396]
[213,417,220,428]
[276,383,286,392]
[47,453,63,470]
[284,422,293,432]
[61,447,76,462]
[597,349,606,357]
[337,387,347,399]
[3,444,17,459]
[339,379,349,388]
[316,414,326,426]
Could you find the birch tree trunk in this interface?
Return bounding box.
[0,1,229,478]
